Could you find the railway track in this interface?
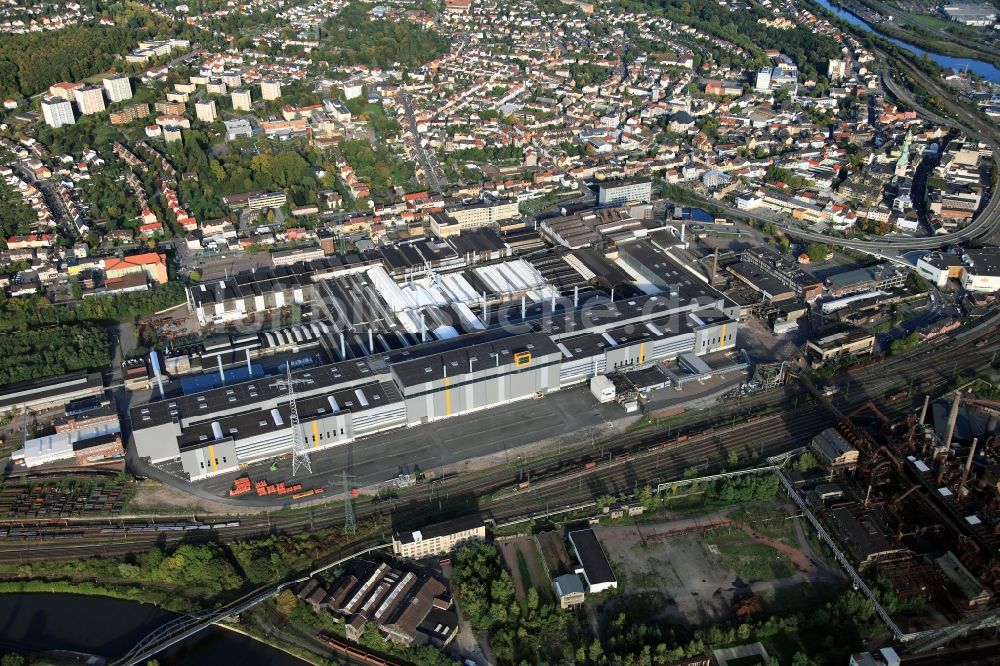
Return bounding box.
[490,404,834,522]
[0,406,834,560]
[0,318,993,561]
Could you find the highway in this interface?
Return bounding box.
[706,43,1000,254]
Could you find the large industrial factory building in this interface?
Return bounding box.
[131,235,739,481]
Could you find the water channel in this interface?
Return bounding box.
[814,0,1000,83]
[0,593,307,665]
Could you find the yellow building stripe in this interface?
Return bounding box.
[311,421,320,449]
[208,445,217,473]
[639,342,645,364]
[443,377,452,416]
[720,323,727,347]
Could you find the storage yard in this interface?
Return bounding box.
[591,508,837,628]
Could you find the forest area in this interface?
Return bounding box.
[0,324,110,385]
[0,2,202,100]
[0,285,186,384]
[318,2,450,68]
[614,0,842,80]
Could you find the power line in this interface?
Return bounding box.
[269,366,313,476]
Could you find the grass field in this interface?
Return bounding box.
[911,13,954,30]
[500,538,555,608]
[702,532,795,581]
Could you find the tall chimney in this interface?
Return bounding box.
[573,285,579,308]
[521,295,526,319]
[245,348,252,374]
[944,391,962,449]
[919,395,930,425]
[711,248,719,284]
[149,350,165,400]
[217,355,225,384]
[368,327,374,354]
[958,438,978,498]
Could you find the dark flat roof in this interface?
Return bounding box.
[389,332,559,388]
[131,357,381,431]
[568,529,616,585]
[396,513,484,545]
[729,262,795,300]
[0,372,103,411]
[618,240,730,303]
[176,380,402,450]
[598,177,652,189]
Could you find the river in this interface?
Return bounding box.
[0,593,308,665]
[813,0,1000,83]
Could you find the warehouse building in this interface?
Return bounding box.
[826,263,906,297]
[12,420,123,468]
[131,359,407,480]
[809,427,860,470]
[0,372,104,414]
[133,293,737,481]
[961,248,1000,293]
[739,247,823,302]
[136,249,739,481]
[806,324,875,363]
[389,332,561,423]
[568,528,617,593]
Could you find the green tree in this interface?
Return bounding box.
[795,452,819,472]
[807,243,829,262]
[276,589,298,615]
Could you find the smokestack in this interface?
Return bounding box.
[339,331,346,359]
[944,391,962,449]
[680,223,686,243]
[610,287,615,302]
[420,312,427,342]
[368,327,374,354]
[711,248,719,284]
[919,395,930,425]
[245,348,252,374]
[958,438,978,498]
[217,355,225,384]
[149,350,165,400]
[521,295,526,319]
[574,285,579,308]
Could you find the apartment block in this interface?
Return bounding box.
[231,88,252,111]
[103,75,133,103]
[195,100,218,123]
[41,97,75,128]
[73,86,106,115]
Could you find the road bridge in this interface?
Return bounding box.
[113,543,390,666]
